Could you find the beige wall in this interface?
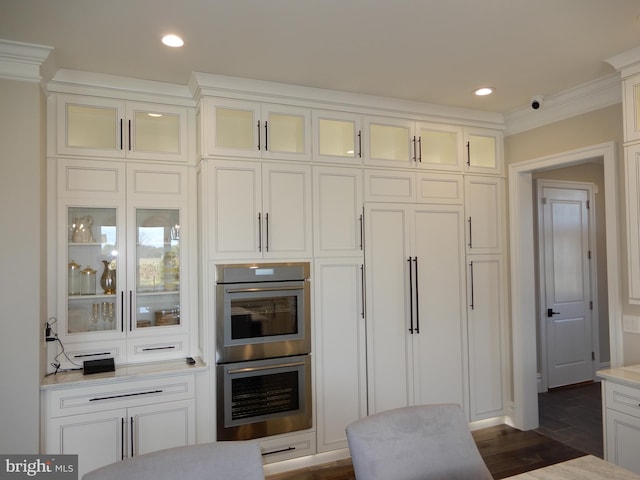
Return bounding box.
[0,78,44,452]
[505,104,640,366]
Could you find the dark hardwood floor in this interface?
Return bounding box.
[266,382,602,480]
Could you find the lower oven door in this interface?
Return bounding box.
[216,355,312,441]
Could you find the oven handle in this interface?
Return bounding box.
[226,361,305,375]
[225,286,304,293]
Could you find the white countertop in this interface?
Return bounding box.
[506,455,640,479]
[40,357,208,390]
[597,364,640,388]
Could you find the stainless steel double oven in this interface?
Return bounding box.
[215,262,312,441]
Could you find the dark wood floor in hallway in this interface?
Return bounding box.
[266,382,602,480]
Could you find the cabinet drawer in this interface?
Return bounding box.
[259,431,316,464]
[605,381,640,418]
[48,375,194,418]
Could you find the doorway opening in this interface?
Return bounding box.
[536,180,601,391]
[509,141,622,431]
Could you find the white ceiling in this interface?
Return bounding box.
[1,0,640,113]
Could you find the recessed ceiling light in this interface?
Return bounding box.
[162,34,184,48]
[474,87,494,96]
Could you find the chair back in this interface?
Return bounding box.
[346,403,492,480]
[82,441,264,480]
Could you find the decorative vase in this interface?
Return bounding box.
[100,260,116,294]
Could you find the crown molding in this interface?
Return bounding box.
[605,45,640,78]
[504,73,621,136]
[0,39,53,83]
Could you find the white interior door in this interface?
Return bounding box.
[539,183,594,388]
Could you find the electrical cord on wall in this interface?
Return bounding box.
[44,316,83,376]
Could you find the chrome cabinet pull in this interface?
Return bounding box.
[226,286,304,294]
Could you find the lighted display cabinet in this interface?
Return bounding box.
[202,97,311,161]
[55,158,191,365]
[56,94,189,162]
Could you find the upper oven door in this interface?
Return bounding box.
[216,279,311,363]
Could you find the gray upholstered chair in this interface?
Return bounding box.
[82,441,264,480]
[346,404,492,480]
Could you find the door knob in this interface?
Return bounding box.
[547,308,560,317]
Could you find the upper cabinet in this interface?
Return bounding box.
[56,94,190,163]
[463,127,503,175]
[201,97,311,161]
[204,159,313,260]
[623,73,640,143]
[363,116,465,171]
[313,110,363,164]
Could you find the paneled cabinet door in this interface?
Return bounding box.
[312,166,363,257]
[314,258,367,452]
[57,95,189,162]
[129,399,195,457]
[206,160,312,260]
[47,408,126,479]
[624,144,640,303]
[364,203,467,415]
[415,122,463,171]
[411,204,467,409]
[623,73,640,143]
[313,110,363,164]
[202,97,311,161]
[465,175,504,254]
[467,254,507,421]
[605,408,640,474]
[463,127,503,175]
[364,116,415,168]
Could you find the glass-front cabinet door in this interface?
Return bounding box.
[415,123,462,171]
[313,110,363,164]
[464,127,503,175]
[64,205,123,337]
[133,208,181,331]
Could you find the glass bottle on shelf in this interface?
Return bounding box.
[66,206,119,335]
[134,208,181,330]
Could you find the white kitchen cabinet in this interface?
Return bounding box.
[205,159,312,260]
[313,110,363,164]
[312,166,363,257]
[466,254,507,421]
[365,169,463,205]
[55,158,192,366]
[364,116,464,171]
[364,202,467,415]
[56,94,189,162]
[599,374,640,475]
[622,73,640,143]
[624,145,640,303]
[464,127,503,175]
[465,175,504,254]
[313,258,367,452]
[202,97,311,161]
[42,371,196,479]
